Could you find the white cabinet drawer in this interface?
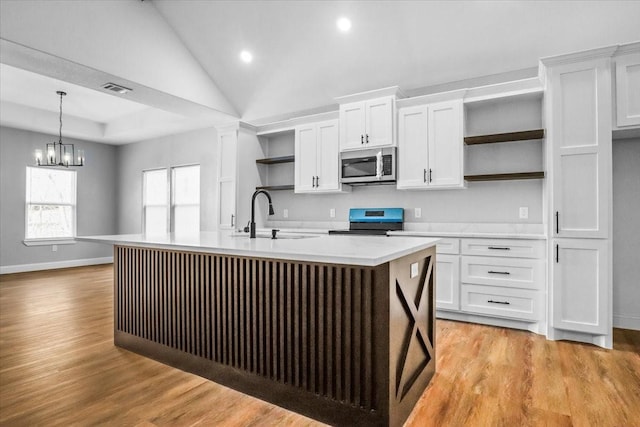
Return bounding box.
[461,239,545,259]
[461,284,541,321]
[436,238,459,254]
[461,256,544,290]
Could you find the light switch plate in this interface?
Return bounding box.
[283,209,289,218]
[414,208,422,219]
[329,208,335,218]
[519,206,529,219]
[410,262,419,278]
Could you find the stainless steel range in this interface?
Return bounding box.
[328,207,404,235]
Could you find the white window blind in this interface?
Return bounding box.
[143,169,168,235]
[25,166,76,240]
[172,165,200,235]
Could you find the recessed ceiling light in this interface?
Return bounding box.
[336,17,351,32]
[240,50,253,63]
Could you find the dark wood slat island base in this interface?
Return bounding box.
[113,244,436,427]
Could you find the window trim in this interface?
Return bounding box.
[24,166,77,244]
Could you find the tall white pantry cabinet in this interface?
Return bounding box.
[541,47,616,348]
[215,122,263,231]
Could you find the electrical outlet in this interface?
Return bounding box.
[52,244,58,252]
[329,208,335,218]
[414,208,422,219]
[519,206,529,219]
[283,208,289,219]
[410,262,419,278]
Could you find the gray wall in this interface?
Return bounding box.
[612,138,640,328]
[0,126,117,268]
[116,127,218,234]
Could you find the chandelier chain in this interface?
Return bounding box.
[58,91,63,144]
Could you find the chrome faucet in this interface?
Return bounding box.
[250,189,274,238]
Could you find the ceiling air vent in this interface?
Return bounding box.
[101,83,132,94]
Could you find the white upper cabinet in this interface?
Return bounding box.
[397,99,464,189]
[615,50,640,127]
[295,120,346,193]
[428,101,464,187]
[546,57,612,238]
[340,97,394,150]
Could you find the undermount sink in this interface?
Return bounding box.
[229,232,318,240]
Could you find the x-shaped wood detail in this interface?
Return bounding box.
[395,256,434,401]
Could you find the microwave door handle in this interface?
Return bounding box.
[376,151,383,180]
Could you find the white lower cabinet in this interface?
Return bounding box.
[436,254,460,311]
[433,237,546,332]
[460,239,545,322]
[551,238,609,335]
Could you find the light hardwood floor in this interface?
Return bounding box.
[1,265,638,426]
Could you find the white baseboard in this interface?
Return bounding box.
[0,257,113,275]
[613,314,640,331]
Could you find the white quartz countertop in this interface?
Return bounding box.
[77,232,439,267]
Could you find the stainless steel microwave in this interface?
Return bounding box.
[340,147,396,184]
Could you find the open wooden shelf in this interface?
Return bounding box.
[255,155,295,165]
[464,171,545,182]
[255,185,294,191]
[464,129,545,145]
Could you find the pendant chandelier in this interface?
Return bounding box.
[34,91,84,167]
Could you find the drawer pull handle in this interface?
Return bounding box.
[488,246,511,250]
[487,300,510,305]
[488,270,510,275]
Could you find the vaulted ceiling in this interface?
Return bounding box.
[1,0,639,144]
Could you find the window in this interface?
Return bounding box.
[25,166,77,241]
[171,165,200,235]
[142,165,200,235]
[143,169,168,235]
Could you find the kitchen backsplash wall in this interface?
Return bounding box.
[268,180,543,223]
[0,126,117,269]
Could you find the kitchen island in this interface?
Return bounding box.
[78,232,438,427]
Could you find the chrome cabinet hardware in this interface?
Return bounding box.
[488,270,510,275]
[488,246,511,250]
[487,300,510,305]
